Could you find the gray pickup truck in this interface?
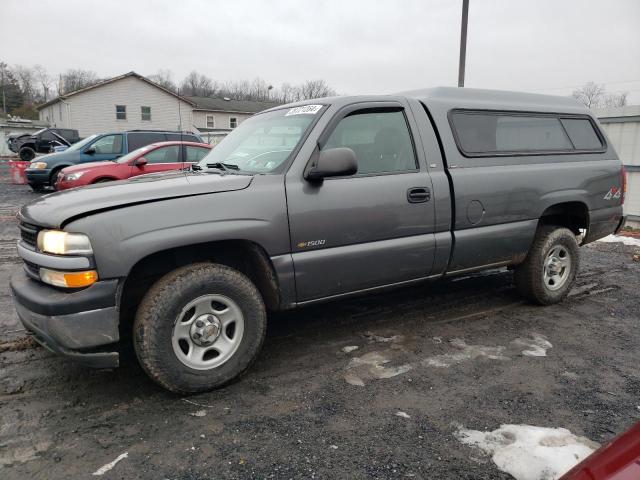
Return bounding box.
[11,87,625,393]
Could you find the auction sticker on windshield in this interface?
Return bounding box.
[285,105,323,116]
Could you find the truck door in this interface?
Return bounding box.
[285,102,437,302]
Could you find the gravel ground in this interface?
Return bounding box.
[1,175,639,480]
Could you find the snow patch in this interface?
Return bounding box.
[597,234,640,247]
[395,411,411,419]
[423,338,510,367]
[341,345,359,353]
[512,334,553,357]
[93,452,128,476]
[343,351,412,386]
[455,424,598,480]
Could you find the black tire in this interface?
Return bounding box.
[93,178,113,184]
[29,184,47,193]
[49,167,63,186]
[514,225,579,305]
[19,146,36,162]
[133,263,267,394]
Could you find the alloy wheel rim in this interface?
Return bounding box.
[171,294,244,370]
[543,245,571,291]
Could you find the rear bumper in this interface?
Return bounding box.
[583,206,624,244]
[614,215,627,234]
[10,268,120,368]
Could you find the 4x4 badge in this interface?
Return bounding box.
[604,187,621,200]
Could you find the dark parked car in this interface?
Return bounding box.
[24,129,203,191]
[9,128,80,161]
[55,141,212,190]
[11,88,625,393]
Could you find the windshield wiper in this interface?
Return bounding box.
[206,162,240,172]
[191,163,202,171]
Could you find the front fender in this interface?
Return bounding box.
[66,175,290,279]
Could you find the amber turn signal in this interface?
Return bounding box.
[40,268,98,288]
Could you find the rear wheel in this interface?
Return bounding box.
[19,146,36,162]
[133,263,267,394]
[514,225,579,305]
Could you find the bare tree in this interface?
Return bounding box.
[58,69,99,95]
[298,79,336,100]
[148,69,177,92]
[33,64,52,102]
[572,82,628,109]
[603,92,628,108]
[180,71,218,97]
[13,65,37,105]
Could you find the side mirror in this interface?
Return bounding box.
[85,147,96,155]
[134,157,148,166]
[305,147,357,182]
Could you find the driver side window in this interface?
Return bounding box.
[324,109,417,175]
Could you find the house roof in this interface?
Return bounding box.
[37,71,196,110]
[187,96,280,114]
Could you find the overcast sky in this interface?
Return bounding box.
[2,0,639,102]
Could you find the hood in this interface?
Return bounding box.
[20,171,253,228]
[62,161,115,173]
[36,149,82,164]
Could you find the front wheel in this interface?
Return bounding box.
[19,146,36,162]
[133,263,267,394]
[514,225,579,305]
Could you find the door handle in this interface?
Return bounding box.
[407,187,431,203]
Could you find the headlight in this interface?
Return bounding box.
[37,230,93,255]
[64,172,85,181]
[30,162,48,169]
[40,267,98,288]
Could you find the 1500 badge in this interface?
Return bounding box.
[297,239,326,248]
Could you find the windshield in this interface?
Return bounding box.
[65,134,98,152]
[197,106,323,174]
[116,145,153,163]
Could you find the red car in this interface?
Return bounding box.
[55,141,212,190]
[561,422,640,480]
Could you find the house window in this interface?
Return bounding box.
[141,106,151,121]
[116,105,127,120]
[229,117,237,129]
[206,115,214,128]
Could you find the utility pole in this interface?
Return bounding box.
[0,62,6,115]
[458,0,469,87]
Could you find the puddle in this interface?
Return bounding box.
[455,424,598,480]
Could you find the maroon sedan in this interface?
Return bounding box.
[55,141,212,190]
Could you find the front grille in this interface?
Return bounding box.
[23,260,40,279]
[19,221,39,247]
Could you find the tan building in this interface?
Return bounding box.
[187,96,279,144]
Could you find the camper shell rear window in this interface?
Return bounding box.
[449,110,605,157]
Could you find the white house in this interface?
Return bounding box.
[37,72,279,143]
[597,105,640,227]
[38,72,196,138]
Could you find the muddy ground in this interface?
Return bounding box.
[1,174,639,479]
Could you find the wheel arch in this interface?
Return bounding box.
[538,201,590,236]
[118,239,281,338]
